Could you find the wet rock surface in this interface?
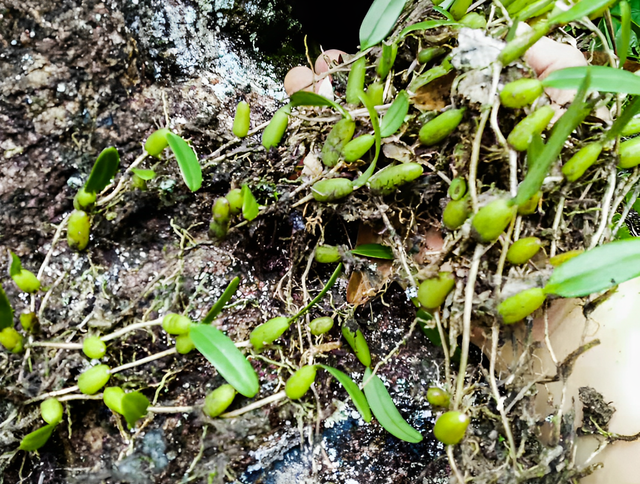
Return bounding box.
[0,1,447,483]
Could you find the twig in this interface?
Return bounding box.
[446,445,465,484]
[97,151,149,207]
[101,318,163,342]
[220,390,287,418]
[108,348,177,374]
[57,394,103,402]
[591,167,617,248]
[378,201,416,288]
[469,109,491,213]
[28,342,82,350]
[148,406,195,414]
[434,311,451,384]
[37,213,71,281]
[454,244,484,410]
[550,196,565,258]
[24,385,79,404]
[489,324,517,465]
[543,303,558,366]
[612,181,640,237]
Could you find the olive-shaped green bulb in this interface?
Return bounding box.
[0,327,23,353]
[20,311,38,332]
[322,118,356,167]
[83,336,106,359]
[419,109,465,146]
[67,210,91,251]
[500,79,543,108]
[368,163,424,195]
[103,386,125,414]
[342,134,375,162]
[427,387,450,408]
[417,272,456,309]
[459,12,487,29]
[309,316,334,335]
[315,245,341,263]
[433,411,470,445]
[145,128,171,156]
[203,384,237,417]
[448,178,467,201]
[162,313,192,335]
[346,57,367,105]
[497,288,546,324]
[232,101,251,138]
[562,142,603,181]
[78,364,111,395]
[285,365,318,400]
[175,333,195,354]
[506,237,542,265]
[250,316,291,351]
[342,323,371,367]
[471,197,516,242]
[73,187,97,211]
[443,197,472,230]
[517,191,541,215]
[40,398,64,425]
[262,106,290,149]
[507,106,554,151]
[312,178,353,202]
[12,270,41,294]
[226,188,244,215]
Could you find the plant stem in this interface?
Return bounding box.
[108,348,177,374]
[590,167,616,248]
[290,263,343,321]
[148,406,195,414]
[220,390,287,418]
[97,151,149,207]
[469,109,491,213]
[454,244,484,410]
[489,323,518,465]
[100,318,163,342]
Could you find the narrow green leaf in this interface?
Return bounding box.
[19,424,56,451]
[618,0,632,66]
[131,168,156,181]
[292,263,343,320]
[0,283,13,330]
[352,92,382,189]
[241,184,259,221]
[202,277,240,324]
[190,324,259,397]
[318,365,372,422]
[380,90,409,138]
[542,65,640,94]
[9,252,22,277]
[526,133,545,168]
[606,96,640,141]
[408,61,452,92]
[84,147,120,194]
[544,239,640,297]
[363,367,423,443]
[549,0,616,25]
[515,69,593,205]
[360,0,408,49]
[399,19,458,38]
[166,133,202,192]
[290,91,350,119]
[350,243,394,260]
[121,392,149,429]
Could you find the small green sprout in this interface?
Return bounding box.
[342,322,371,367]
[309,316,334,335]
[162,313,191,335]
[9,252,40,293]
